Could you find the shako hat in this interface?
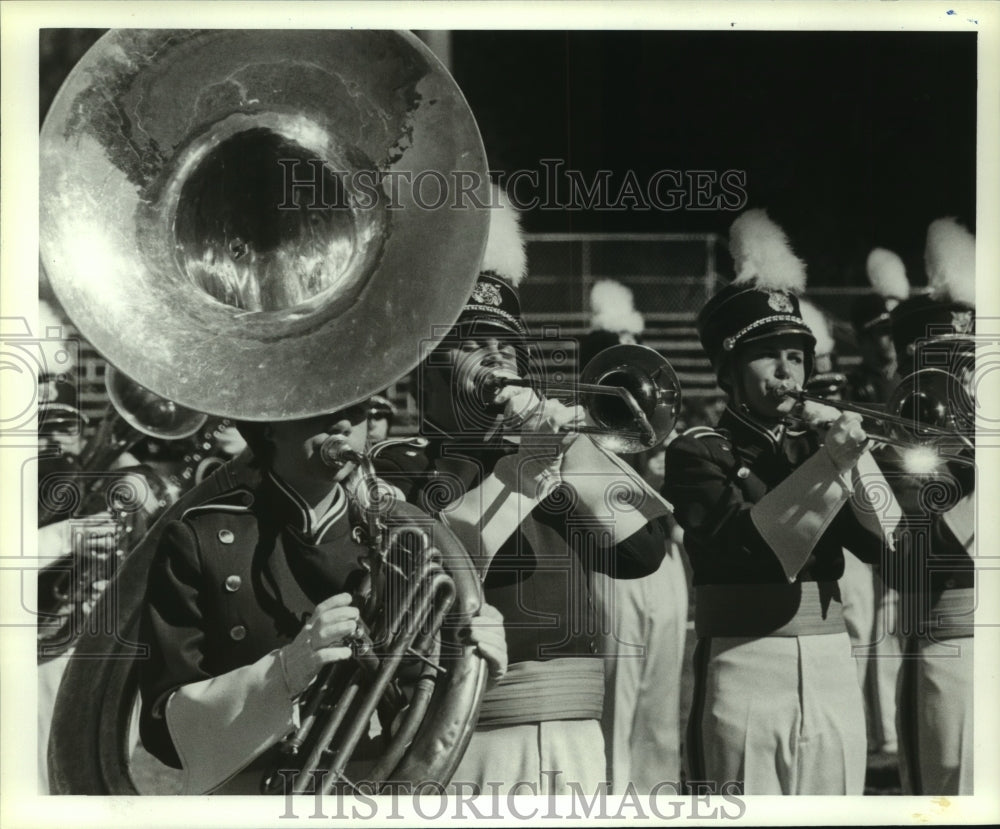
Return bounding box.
[698,209,815,378]
[852,247,910,335]
[580,279,645,369]
[453,185,528,340]
[891,218,975,363]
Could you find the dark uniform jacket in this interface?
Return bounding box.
[662,406,885,588]
[138,471,367,768]
[877,449,975,638]
[372,435,666,666]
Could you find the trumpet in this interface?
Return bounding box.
[484,344,682,455]
[782,368,974,466]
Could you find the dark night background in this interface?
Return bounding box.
[41,29,977,288]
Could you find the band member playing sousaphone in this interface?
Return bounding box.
[886,217,976,795]
[39,29,503,796]
[662,209,901,795]
[373,187,672,794]
[137,406,507,794]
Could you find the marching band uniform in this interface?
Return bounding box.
[889,453,974,795]
[886,218,976,795]
[663,209,899,795]
[374,429,668,793]
[138,462,379,794]
[374,189,671,794]
[578,280,689,793]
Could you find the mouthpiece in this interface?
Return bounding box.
[774,383,803,400]
[479,371,525,407]
[319,435,362,469]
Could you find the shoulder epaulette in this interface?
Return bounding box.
[181,486,255,521]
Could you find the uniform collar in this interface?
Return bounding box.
[720,405,787,449]
[719,405,814,466]
[264,470,348,544]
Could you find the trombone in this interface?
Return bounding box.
[485,343,682,455]
[783,368,974,467]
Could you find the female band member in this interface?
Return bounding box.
[662,209,899,795]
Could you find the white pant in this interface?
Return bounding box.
[897,636,973,795]
[451,719,606,795]
[840,551,902,753]
[688,632,867,795]
[591,545,688,793]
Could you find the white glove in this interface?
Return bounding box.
[823,412,868,474]
[797,399,844,429]
[279,593,360,697]
[492,376,584,497]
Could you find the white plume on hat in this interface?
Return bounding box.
[865,248,910,302]
[481,185,527,288]
[798,298,834,357]
[925,217,975,306]
[590,279,644,335]
[729,208,807,294]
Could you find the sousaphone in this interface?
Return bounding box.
[41,29,491,794]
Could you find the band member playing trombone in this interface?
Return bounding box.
[662,209,900,795]
[137,404,507,794]
[374,188,671,795]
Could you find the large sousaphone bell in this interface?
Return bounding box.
[41,29,489,419]
[42,29,491,795]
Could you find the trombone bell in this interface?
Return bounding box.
[885,368,974,460]
[579,344,682,454]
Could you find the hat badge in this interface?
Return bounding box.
[951,309,973,334]
[766,291,793,313]
[471,280,503,307]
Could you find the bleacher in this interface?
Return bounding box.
[63,231,868,437]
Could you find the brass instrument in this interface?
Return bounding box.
[42,29,491,795]
[37,367,210,661]
[487,344,682,454]
[39,366,206,527]
[260,439,486,794]
[40,29,489,421]
[783,367,974,466]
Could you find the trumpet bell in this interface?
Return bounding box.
[40,29,489,421]
[579,344,681,454]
